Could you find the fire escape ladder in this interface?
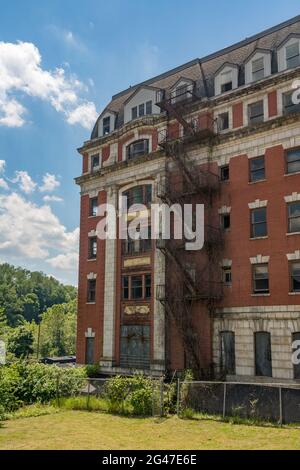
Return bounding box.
[160,99,195,135]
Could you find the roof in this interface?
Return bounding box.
[91,15,300,139]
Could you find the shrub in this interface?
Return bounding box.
[179,407,195,420]
[0,362,86,412]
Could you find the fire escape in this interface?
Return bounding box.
[155,85,224,378]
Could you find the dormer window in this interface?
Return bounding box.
[220,70,233,93]
[131,101,153,121]
[127,139,149,160]
[252,57,264,82]
[103,116,110,135]
[286,42,300,69]
[214,64,238,96]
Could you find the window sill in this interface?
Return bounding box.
[289,292,300,296]
[88,215,98,219]
[249,236,268,240]
[86,302,96,305]
[284,171,300,177]
[286,232,300,236]
[251,293,270,297]
[248,179,267,185]
[87,258,97,262]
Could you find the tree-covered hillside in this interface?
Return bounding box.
[0,263,77,325]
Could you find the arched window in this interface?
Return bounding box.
[127,139,149,160]
[123,184,152,207]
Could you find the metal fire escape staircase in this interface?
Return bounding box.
[155,88,224,376]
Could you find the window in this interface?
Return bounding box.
[283,91,300,115]
[102,116,110,135]
[131,106,137,120]
[131,276,143,299]
[254,332,272,377]
[221,81,232,93]
[251,207,267,238]
[89,197,98,217]
[223,267,232,286]
[286,148,300,174]
[85,337,94,365]
[292,332,300,379]
[88,237,97,260]
[146,101,152,115]
[220,165,229,181]
[122,276,129,300]
[218,112,229,131]
[286,42,300,69]
[91,154,100,172]
[174,84,188,102]
[253,264,269,294]
[122,274,151,301]
[290,262,300,292]
[123,185,152,208]
[248,101,264,124]
[252,57,264,82]
[250,156,265,182]
[87,279,96,303]
[127,139,149,160]
[122,226,152,255]
[145,274,151,299]
[220,331,235,375]
[221,214,230,230]
[220,70,233,93]
[288,202,300,233]
[138,103,145,117]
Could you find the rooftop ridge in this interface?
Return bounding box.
[111,14,300,100]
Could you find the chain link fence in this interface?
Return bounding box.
[54,375,300,424]
[177,380,300,424]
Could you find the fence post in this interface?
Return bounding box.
[279,386,283,426]
[87,380,91,411]
[56,374,60,408]
[222,383,227,419]
[176,379,180,416]
[160,377,164,417]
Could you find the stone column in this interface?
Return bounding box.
[151,176,166,373]
[100,185,118,369]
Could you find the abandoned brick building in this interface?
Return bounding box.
[76,15,300,382]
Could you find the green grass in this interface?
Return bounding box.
[1,410,300,450]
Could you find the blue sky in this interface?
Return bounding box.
[0,1,299,285]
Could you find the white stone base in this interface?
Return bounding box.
[213,306,300,382]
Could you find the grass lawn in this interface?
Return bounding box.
[1,411,300,450]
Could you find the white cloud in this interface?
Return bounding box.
[0,192,79,265]
[39,173,60,193]
[47,252,78,272]
[0,178,8,190]
[12,170,37,194]
[43,195,63,203]
[0,160,5,173]
[0,41,97,129]
[66,101,98,129]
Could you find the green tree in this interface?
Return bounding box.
[8,325,34,358]
[38,299,77,357]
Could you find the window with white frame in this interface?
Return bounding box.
[218,111,229,131]
[102,116,110,135]
[282,91,300,115]
[286,42,300,69]
[248,100,264,124]
[252,57,265,82]
[131,100,153,121]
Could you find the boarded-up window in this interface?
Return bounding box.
[255,332,272,377]
[220,331,235,375]
[292,332,300,379]
[85,337,94,365]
